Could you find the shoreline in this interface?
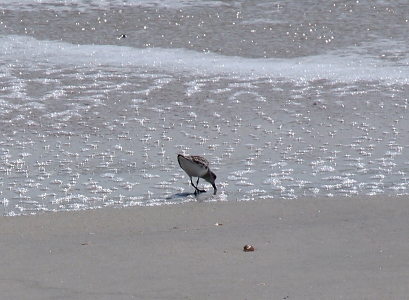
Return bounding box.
[1,196,408,299]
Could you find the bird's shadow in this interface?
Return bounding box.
[166,190,209,200]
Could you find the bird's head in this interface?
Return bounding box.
[203,170,217,195]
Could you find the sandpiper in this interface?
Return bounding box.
[177,154,217,195]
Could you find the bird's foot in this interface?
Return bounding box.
[194,189,206,195]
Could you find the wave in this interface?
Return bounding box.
[1,35,408,84]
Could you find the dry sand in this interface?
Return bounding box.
[1,196,408,299]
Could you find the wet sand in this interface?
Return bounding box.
[1,196,408,299]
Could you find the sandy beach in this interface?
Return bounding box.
[1,196,408,299]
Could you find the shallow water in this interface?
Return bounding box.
[1,0,409,215]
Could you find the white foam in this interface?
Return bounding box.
[1,35,408,84]
[1,0,233,10]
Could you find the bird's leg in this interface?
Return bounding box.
[190,177,197,189]
[190,177,201,194]
[195,178,206,193]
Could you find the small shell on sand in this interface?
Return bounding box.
[243,245,255,252]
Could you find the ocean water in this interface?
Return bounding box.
[1,0,409,215]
